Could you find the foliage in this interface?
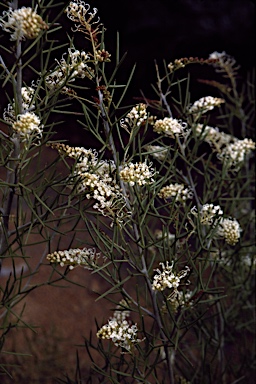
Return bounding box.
[0,1,255,383]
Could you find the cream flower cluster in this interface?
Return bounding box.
[152,261,190,292]
[12,112,43,141]
[191,204,242,245]
[217,218,242,245]
[96,300,141,352]
[145,145,168,161]
[191,204,223,226]
[3,86,35,124]
[153,117,188,138]
[120,104,148,130]
[158,183,193,203]
[49,143,97,163]
[46,247,100,270]
[46,48,93,90]
[50,143,126,222]
[188,96,224,115]
[66,1,98,25]
[0,7,47,41]
[66,1,101,38]
[120,161,156,186]
[195,124,234,152]
[217,138,255,170]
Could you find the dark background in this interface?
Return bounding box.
[0,0,255,144]
[93,0,255,98]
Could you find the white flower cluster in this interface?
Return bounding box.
[120,104,148,130]
[50,143,127,222]
[152,261,190,292]
[188,96,224,115]
[145,145,168,161]
[194,124,255,171]
[12,112,43,141]
[0,7,48,41]
[191,204,223,226]
[217,218,242,245]
[3,86,35,124]
[66,1,99,26]
[120,161,156,186]
[46,247,100,270]
[195,124,234,152]
[153,117,188,138]
[191,204,242,245]
[96,300,141,352]
[217,138,255,170]
[46,48,93,90]
[66,1,102,40]
[158,183,193,203]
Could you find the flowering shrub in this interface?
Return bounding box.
[0,1,255,383]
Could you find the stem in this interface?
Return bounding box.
[0,30,22,269]
[97,86,175,383]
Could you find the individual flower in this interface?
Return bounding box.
[188,96,224,115]
[153,117,188,138]
[95,49,111,62]
[194,124,235,152]
[0,7,48,41]
[120,104,148,130]
[152,261,190,292]
[217,138,255,170]
[190,204,223,226]
[12,112,43,141]
[217,218,242,245]
[96,300,141,352]
[158,183,193,203]
[3,86,35,124]
[119,161,156,186]
[46,247,100,270]
[145,145,168,161]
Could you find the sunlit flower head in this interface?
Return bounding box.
[158,183,193,203]
[153,117,188,138]
[45,48,94,90]
[120,104,148,131]
[217,218,242,245]
[152,261,190,292]
[3,86,35,124]
[188,96,224,115]
[12,112,43,141]
[120,161,156,186]
[96,300,142,352]
[0,7,48,41]
[217,138,255,171]
[195,124,235,152]
[191,204,223,226]
[47,247,100,270]
[66,0,102,43]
